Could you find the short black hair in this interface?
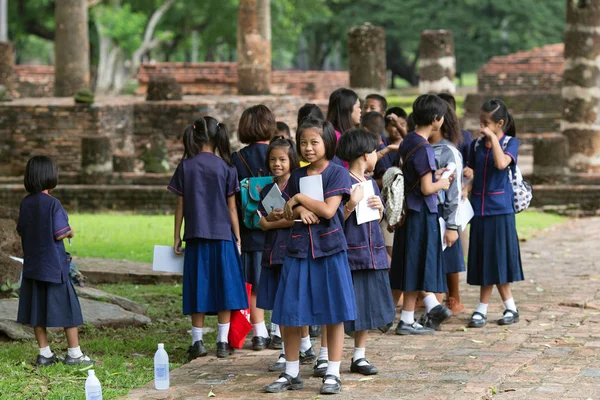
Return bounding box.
[24,155,58,194]
[361,112,385,135]
[265,136,300,173]
[276,121,291,137]
[385,107,408,127]
[336,128,379,162]
[238,104,277,144]
[437,93,457,111]
[407,113,416,132]
[296,117,337,161]
[412,94,446,127]
[365,93,387,112]
[297,103,325,129]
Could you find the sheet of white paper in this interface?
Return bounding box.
[439,217,447,251]
[441,162,457,179]
[152,245,184,274]
[299,174,324,202]
[261,183,286,214]
[352,181,381,225]
[9,256,23,264]
[457,198,474,232]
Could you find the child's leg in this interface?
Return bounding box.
[392,289,403,308]
[319,325,328,359]
[270,326,301,382]
[64,326,91,361]
[497,283,518,312]
[353,330,368,365]
[34,326,49,348]
[447,273,465,313]
[324,322,344,383]
[217,311,230,343]
[300,326,312,353]
[250,294,269,349]
[64,327,79,349]
[191,312,206,344]
[471,285,493,322]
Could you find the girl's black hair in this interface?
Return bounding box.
[385,106,408,121]
[265,136,300,174]
[297,103,325,129]
[407,113,416,132]
[336,128,379,162]
[440,103,462,146]
[296,117,337,161]
[185,116,232,164]
[24,155,58,194]
[481,99,516,137]
[326,88,359,134]
[412,94,447,127]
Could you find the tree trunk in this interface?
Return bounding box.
[0,41,14,98]
[54,0,90,96]
[0,0,7,42]
[562,0,600,172]
[237,0,271,94]
[348,23,386,91]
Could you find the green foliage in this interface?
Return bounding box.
[0,279,20,298]
[74,88,95,104]
[93,4,148,56]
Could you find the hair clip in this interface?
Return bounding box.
[193,125,196,129]
[216,122,220,128]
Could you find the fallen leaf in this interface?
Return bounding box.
[533,254,541,259]
[536,286,544,292]
[542,344,551,348]
[245,374,257,377]
[471,339,484,344]
[359,377,375,381]
[469,356,477,359]
[208,390,216,397]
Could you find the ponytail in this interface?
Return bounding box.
[481,99,516,137]
[188,116,232,164]
[214,122,232,165]
[503,112,516,137]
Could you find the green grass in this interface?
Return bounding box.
[386,94,465,117]
[515,211,566,241]
[391,72,477,90]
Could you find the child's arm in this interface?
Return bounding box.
[227,196,242,252]
[343,184,365,220]
[481,128,512,170]
[288,194,343,220]
[421,172,450,196]
[56,228,74,241]
[173,197,184,255]
[258,209,294,231]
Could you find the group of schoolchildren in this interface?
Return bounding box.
[15,87,524,396]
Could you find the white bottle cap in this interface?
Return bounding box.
[158,343,164,349]
[88,370,95,376]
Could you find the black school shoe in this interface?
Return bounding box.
[216,342,234,358]
[313,359,328,377]
[378,322,393,334]
[309,325,322,338]
[252,336,271,351]
[268,353,286,372]
[269,335,283,350]
[497,309,519,326]
[395,320,435,335]
[187,340,208,361]
[320,374,342,395]
[36,353,63,367]
[423,305,452,331]
[263,373,304,393]
[299,346,316,364]
[468,311,487,328]
[350,358,378,375]
[64,354,95,366]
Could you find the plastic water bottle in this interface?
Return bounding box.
[154,343,170,390]
[85,370,102,400]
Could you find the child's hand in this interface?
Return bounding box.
[439,178,450,191]
[480,127,496,140]
[67,229,75,238]
[367,195,383,211]
[444,229,459,248]
[435,167,448,180]
[387,224,396,233]
[174,238,184,255]
[387,143,399,153]
[463,167,473,180]
[299,209,319,225]
[236,239,242,255]
[266,209,284,222]
[461,187,469,200]
[350,184,365,205]
[284,197,297,220]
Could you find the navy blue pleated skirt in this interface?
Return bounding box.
[344,269,396,332]
[467,214,524,286]
[444,236,466,273]
[256,265,282,311]
[183,236,248,315]
[390,207,446,293]
[242,251,262,293]
[272,252,357,327]
[17,278,83,328]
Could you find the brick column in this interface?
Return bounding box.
[80,136,113,184]
[0,41,13,100]
[533,134,570,183]
[237,0,271,95]
[348,23,386,94]
[562,0,600,172]
[419,30,455,94]
[54,0,90,96]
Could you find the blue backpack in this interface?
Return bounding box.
[237,151,274,230]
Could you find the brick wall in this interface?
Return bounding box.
[136,62,349,99]
[13,65,54,98]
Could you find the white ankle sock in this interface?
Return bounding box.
[318,346,328,361]
[400,310,415,324]
[39,346,53,358]
[503,298,517,312]
[273,324,281,337]
[217,323,230,343]
[67,346,83,358]
[276,360,299,382]
[324,360,341,383]
[353,347,368,366]
[253,321,269,338]
[300,335,311,352]
[473,302,488,320]
[423,294,440,313]
[191,326,203,344]
[281,341,285,356]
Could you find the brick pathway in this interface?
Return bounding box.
[126,218,600,400]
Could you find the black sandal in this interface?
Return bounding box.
[468,311,487,328]
[497,309,519,325]
[263,372,304,393]
[350,358,378,375]
[320,374,342,395]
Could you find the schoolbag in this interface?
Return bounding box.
[473,136,532,213]
[237,150,274,230]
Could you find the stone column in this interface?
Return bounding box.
[348,23,386,95]
[80,136,113,184]
[0,40,13,100]
[419,30,455,94]
[237,0,271,95]
[54,0,90,97]
[562,0,600,172]
[533,134,569,183]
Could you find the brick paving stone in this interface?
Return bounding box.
[126,218,600,399]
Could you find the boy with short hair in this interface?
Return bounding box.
[364,93,387,116]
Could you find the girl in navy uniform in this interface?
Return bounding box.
[17,156,92,366]
[231,105,277,351]
[337,128,395,375]
[264,117,356,395]
[169,117,248,359]
[389,95,452,335]
[465,99,524,328]
[257,137,316,372]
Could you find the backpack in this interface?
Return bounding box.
[473,136,532,213]
[237,150,274,230]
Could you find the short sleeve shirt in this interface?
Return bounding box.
[283,163,351,259]
[168,152,240,241]
[231,143,269,251]
[399,132,438,213]
[258,181,291,267]
[17,193,71,283]
[374,141,399,181]
[468,135,519,216]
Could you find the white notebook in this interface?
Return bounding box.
[299,174,324,201]
[152,245,184,274]
[351,181,381,225]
